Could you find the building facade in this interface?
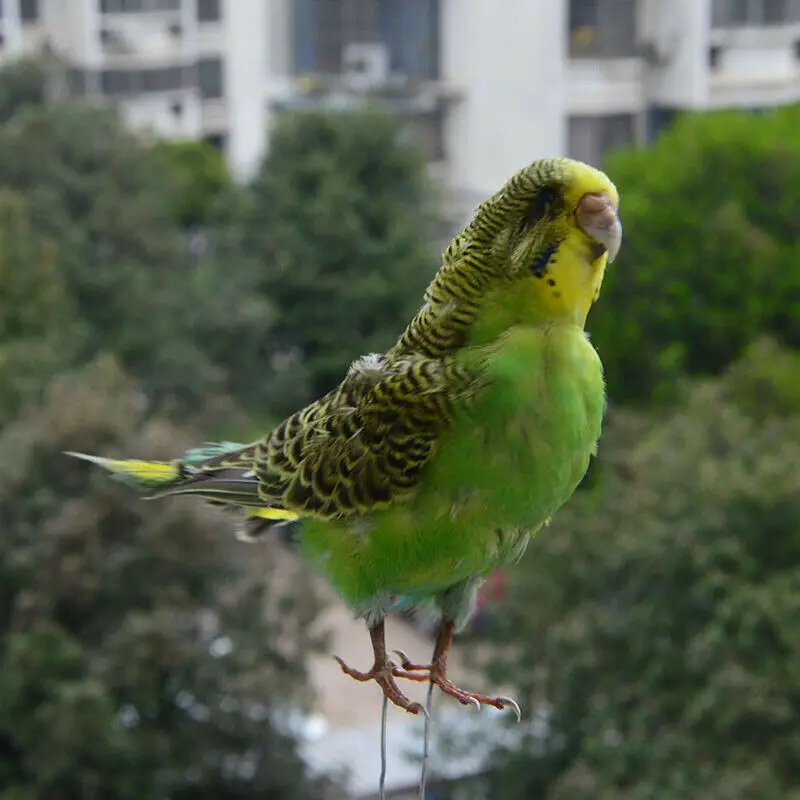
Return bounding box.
[2,0,800,213]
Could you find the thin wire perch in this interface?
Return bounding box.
[379,695,389,800]
[418,679,435,799]
[377,665,435,800]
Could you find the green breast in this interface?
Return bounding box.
[430,322,605,531]
[300,324,605,607]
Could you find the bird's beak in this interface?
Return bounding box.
[577,192,622,263]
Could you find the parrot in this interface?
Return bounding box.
[67,157,622,718]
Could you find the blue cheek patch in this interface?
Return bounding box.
[530,243,557,275]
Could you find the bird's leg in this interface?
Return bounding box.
[394,619,521,719]
[334,619,426,715]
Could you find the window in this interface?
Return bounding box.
[100,0,180,12]
[378,0,440,78]
[100,67,184,95]
[141,65,183,91]
[568,114,636,166]
[20,0,40,22]
[197,57,223,98]
[569,0,638,58]
[197,0,221,22]
[570,0,600,30]
[712,0,800,25]
[293,0,440,78]
[101,68,135,94]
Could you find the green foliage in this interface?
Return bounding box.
[242,107,436,408]
[0,92,282,418]
[484,348,800,799]
[0,101,221,410]
[723,337,800,418]
[0,57,47,123]
[0,358,326,798]
[594,105,800,403]
[154,139,230,228]
[0,59,338,796]
[0,190,84,423]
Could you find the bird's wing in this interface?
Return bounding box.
[252,353,480,519]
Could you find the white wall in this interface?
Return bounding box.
[441,0,566,203]
[708,23,800,108]
[0,3,23,61]
[45,0,102,66]
[640,0,712,108]
[566,58,644,114]
[224,0,269,179]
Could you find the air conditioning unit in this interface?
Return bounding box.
[342,43,389,91]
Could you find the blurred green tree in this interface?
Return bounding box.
[482,345,800,799]
[0,357,328,799]
[593,105,800,403]
[154,139,230,229]
[240,107,437,410]
[0,189,84,424]
[0,56,47,123]
[0,78,285,419]
[0,100,228,411]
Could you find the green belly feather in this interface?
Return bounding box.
[299,322,605,610]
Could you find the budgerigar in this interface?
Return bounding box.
[67,158,622,716]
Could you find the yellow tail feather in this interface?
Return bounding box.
[65,451,181,487]
[243,507,299,522]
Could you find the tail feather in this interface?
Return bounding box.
[147,471,261,503]
[64,447,302,539]
[183,441,260,470]
[235,507,301,543]
[64,451,184,489]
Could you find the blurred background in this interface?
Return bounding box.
[1,0,799,798]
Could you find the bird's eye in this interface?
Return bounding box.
[521,185,562,230]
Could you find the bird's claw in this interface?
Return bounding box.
[391,649,432,672]
[495,695,522,722]
[425,676,522,719]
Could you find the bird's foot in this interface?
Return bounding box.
[429,675,521,720]
[391,649,521,720]
[334,655,427,716]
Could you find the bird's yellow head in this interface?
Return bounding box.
[472,157,622,332]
